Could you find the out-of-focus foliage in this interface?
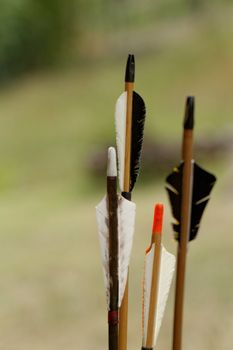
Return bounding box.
[79,0,232,30]
[0,0,76,81]
[0,0,231,82]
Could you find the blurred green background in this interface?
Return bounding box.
[0,1,233,349]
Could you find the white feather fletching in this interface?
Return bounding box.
[143,245,175,348]
[96,194,136,309]
[115,92,127,192]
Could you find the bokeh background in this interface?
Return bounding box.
[0,1,233,349]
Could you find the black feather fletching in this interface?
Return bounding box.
[130,91,146,191]
[166,162,216,241]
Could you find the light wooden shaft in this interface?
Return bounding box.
[173,130,193,350]
[123,82,134,192]
[119,81,134,350]
[119,279,129,350]
[146,233,162,347]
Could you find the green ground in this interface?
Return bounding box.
[0,3,233,350]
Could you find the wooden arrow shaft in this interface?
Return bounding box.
[146,233,162,347]
[123,82,134,192]
[119,81,134,350]
[173,129,193,350]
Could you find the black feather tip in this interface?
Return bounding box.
[130,91,146,191]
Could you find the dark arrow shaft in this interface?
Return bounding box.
[107,176,119,350]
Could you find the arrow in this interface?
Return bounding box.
[106,147,119,350]
[165,97,217,350]
[96,147,136,350]
[115,54,146,198]
[142,204,175,350]
[115,54,146,350]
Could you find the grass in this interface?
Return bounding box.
[0,3,233,349]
